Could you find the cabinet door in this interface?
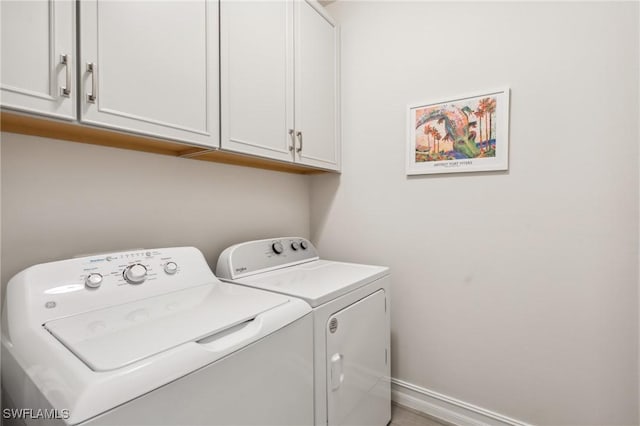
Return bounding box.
[294,0,340,171]
[79,0,218,148]
[326,290,390,426]
[220,0,294,162]
[1,0,76,120]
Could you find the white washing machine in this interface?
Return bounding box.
[1,247,314,425]
[216,237,391,426]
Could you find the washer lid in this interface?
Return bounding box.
[231,260,389,307]
[44,282,288,372]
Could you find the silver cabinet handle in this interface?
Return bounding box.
[288,129,295,152]
[86,62,97,103]
[60,54,71,97]
[296,131,303,153]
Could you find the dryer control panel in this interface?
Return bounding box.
[216,237,319,279]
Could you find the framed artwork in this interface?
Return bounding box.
[406,88,510,175]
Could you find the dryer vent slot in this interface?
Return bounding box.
[197,318,256,344]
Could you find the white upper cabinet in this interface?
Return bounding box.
[1,0,338,172]
[220,0,294,162]
[1,0,76,120]
[294,0,340,170]
[79,0,219,148]
[220,0,340,171]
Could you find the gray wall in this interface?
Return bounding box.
[1,132,310,292]
[312,2,639,424]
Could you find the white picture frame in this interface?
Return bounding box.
[406,88,510,175]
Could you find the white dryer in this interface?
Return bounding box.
[216,237,391,426]
[2,247,314,425]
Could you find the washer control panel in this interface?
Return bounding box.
[78,249,183,290]
[216,237,319,279]
[15,247,216,324]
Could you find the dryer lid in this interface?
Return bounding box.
[230,260,389,307]
[44,283,288,371]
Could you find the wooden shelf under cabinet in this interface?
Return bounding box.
[0,112,329,175]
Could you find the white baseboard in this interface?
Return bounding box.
[391,378,534,426]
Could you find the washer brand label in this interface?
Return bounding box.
[235,266,247,273]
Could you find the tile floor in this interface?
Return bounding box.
[390,403,450,426]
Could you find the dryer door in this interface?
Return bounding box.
[326,289,390,426]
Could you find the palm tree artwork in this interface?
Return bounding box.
[414,95,498,163]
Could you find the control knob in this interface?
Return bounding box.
[291,242,300,251]
[124,264,147,284]
[164,262,178,275]
[300,240,308,250]
[272,242,284,255]
[85,273,103,289]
